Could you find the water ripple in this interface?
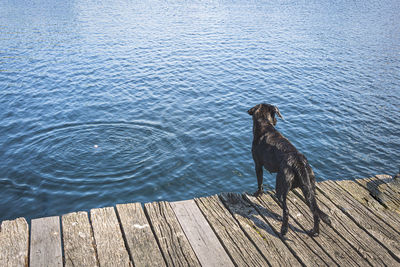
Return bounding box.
[1,0,399,221]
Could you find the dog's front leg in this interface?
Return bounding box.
[253,163,264,197]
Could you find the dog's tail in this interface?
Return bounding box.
[318,206,331,225]
[295,155,331,225]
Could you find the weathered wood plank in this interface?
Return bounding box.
[171,199,234,267]
[292,186,399,266]
[219,193,301,267]
[245,193,337,266]
[144,201,201,267]
[0,218,29,267]
[116,203,166,267]
[317,180,400,261]
[30,216,62,267]
[90,207,132,267]
[195,195,270,266]
[62,211,98,267]
[336,179,400,227]
[356,175,400,213]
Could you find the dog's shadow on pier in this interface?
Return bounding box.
[220,193,308,241]
[365,175,399,208]
[250,201,308,239]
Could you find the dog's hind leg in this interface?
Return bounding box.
[307,190,320,236]
[303,166,331,232]
[275,173,285,205]
[300,182,322,237]
[280,189,290,237]
[276,169,291,237]
[253,163,264,197]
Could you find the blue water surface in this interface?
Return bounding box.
[1,0,399,221]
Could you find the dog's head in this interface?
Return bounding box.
[247,103,283,126]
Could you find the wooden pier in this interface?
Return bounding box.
[1,174,399,266]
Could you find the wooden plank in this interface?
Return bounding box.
[144,201,201,267]
[0,218,29,267]
[195,195,270,266]
[292,186,399,266]
[219,193,301,267]
[245,193,338,266]
[336,179,400,226]
[30,216,62,267]
[62,211,98,267]
[116,203,166,267]
[355,175,400,212]
[90,207,132,267]
[170,199,234,267]
[317,180,400,261]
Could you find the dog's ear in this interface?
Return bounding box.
[274,106,284,120]
[247,105,259,116]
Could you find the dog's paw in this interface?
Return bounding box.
[323,217,332,226]
[280,225,288,237]
[274,194,283,205]
[279,232,287,239]
[322,215,332,226]
[253,189,264,197]
[307,229,319,237]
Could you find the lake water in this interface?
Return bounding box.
[1,0,399,222]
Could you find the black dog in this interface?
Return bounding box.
[248,103,330,237]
